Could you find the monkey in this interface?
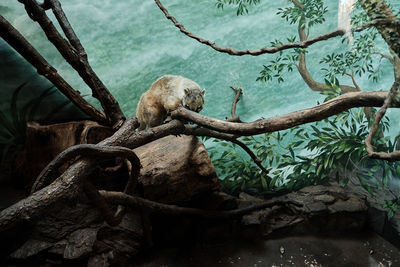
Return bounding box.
[136,75,205,130]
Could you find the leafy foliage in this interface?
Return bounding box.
[276,0,327,28]
[215,0,261,16]
[256,37,304,83]
[209,85,399,201]
[256,0,328,83]
[0,83,70,170]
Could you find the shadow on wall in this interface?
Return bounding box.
[0,40,88,123]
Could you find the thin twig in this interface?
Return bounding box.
[184,126,269,175]
[154,0,346,56]
[226,86,242,122]
[154,0,394,57]
[344,72,361,91]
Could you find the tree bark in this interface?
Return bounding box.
[19,0,125,126]
[360,0,400,58]
[0,15,107,124]
[173,91,400,136]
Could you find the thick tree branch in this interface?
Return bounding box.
[18,0,125,126]
[0,118,140,232]
[100,191,301,219]
[3,89,400,231]
[296,14,359,93]
[359,0,400,58]
[365,78,400,161]
[0,14,107,124]
[31,144,141,194]
[172,91,400,136]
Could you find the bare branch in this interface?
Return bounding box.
[154,0,395,57]
[100,191,301,219]
[373,51,394,63]
[172,91,400,136]
[226,86,243,122]
[296,14,359,93]
[0,118,141,232]
[2,89,400,231]
[154,0,346,56]
[31,144,141,194]
[46,0,86,57]
[344,72,361,91]
[18,0,125,126]
[365,79,400,161]
[0,14,107,124]
[183,126,269,175]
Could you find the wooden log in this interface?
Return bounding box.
[134,135,220,204]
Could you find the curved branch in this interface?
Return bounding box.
[296,14,359,93]
[31,144,141,194]
[365,79,400,161]
[172,91,400,136]
[226,86,243,122]
[0,14,107,124]
[183,126,269,175]
[155,0,393,57]
[154,0,346,56]
[359,0,400,58]
[100,191,301,219]
[0,118,140,232]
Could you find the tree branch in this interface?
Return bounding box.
[0,14,107,124]
[18,0,125,126]
[154,0,346,56]
[3,89,400,231]
[226,86,243,122]
[359,0,400,58]
[45,0,86,57]
[183,126,269,175]
[365,78,400,161]
[172,91,400,136]
[296,14,359,93]
[154,0,394,57]
[31,144,141,194]
[0,117,142,232]
[100,191,301,219]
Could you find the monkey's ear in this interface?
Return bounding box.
[184,88,189,94]
[201,89,205,96]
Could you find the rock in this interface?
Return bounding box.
[10,239,53,259]
[239,185,368,237]
[64,228,98,259]
[134,135,220,203]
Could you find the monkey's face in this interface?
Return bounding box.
[183,88,205,112]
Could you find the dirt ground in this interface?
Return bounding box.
[133,232,400,267]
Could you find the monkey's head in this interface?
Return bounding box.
[183,88,205,112]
